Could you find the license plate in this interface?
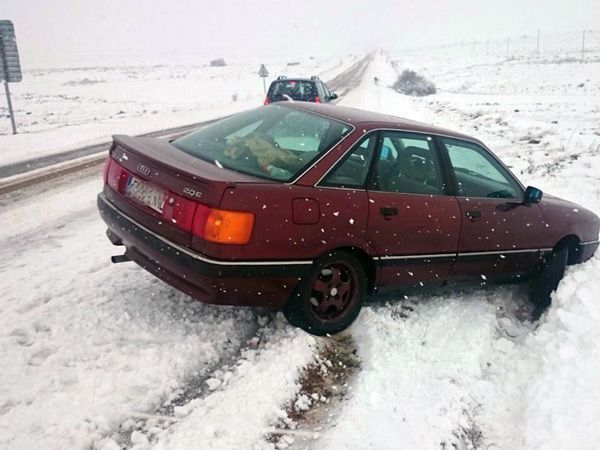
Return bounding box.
[124,175,166,213]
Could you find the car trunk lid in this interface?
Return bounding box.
[105,135,261,250]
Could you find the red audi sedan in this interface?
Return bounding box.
[98,103,599,335]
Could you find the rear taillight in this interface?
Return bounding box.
[103,157,111,182]
[193,205,254,245]
[263,97,269,105]
[162,195,197,232]
[314,96,320,103]
[106,161,128,192]
[106,160,254,244]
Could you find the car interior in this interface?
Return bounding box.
[173,106,352,181]
[323,133,444,195]
[321,133,523,200]
[376,145,443,195]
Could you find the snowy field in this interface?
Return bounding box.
[0,55,356,166]
[1,30,600,450]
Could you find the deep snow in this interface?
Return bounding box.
[1,30,600,450]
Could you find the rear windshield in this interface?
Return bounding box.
[268,80,316,102]
[171,105,352,182]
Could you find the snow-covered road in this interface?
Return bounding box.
[1,35,600,449]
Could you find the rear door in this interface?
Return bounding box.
[438,137,547,282]
[365,131,461,289]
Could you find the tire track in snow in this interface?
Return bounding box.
[98,318,318,450]
[113,310,296,448]
[111,316,271,448]
[326,54,374,100]
[264,333,361,450]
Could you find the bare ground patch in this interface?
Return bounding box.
[266,334,360,449]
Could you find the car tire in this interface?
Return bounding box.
[284,251,366,336]
[529,244,568,319]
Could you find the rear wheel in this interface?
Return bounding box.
[529,244,568,319]
[284,251,366,336]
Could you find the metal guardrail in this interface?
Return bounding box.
[0,118,224,194]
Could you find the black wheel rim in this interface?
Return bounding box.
[308,261,357,322]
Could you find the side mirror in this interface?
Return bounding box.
[524,186,543,204]
[329,92,338,100]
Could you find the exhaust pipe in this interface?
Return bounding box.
[111,254,130,264]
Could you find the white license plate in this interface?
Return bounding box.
[124,176,166,213]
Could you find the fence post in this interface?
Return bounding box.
[581,30,586,62]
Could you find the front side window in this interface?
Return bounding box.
[321,82,332,99]
[172,105,351,181]
[372,131,445,195]
[441,138,521,198]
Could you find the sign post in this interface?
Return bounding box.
[258,64,269,94]
[0,20,22,135]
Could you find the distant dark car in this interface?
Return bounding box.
[264,76,337,105]
[98,103,599,335]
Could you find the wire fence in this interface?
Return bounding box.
[449,29,599,63]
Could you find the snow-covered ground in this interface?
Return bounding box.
[0,55,356,167]
[316,34,600,449]
[1,30,600,450]
[0,175,316,449]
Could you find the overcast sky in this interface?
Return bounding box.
[4,0,600,67]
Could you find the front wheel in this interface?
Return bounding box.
[284,251,366,336]
[529,244,568,319]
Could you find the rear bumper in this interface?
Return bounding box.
[97,193,310,309]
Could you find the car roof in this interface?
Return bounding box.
[283,102,481,143]
[271,78,318,82]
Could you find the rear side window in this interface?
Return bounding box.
[268,80,316,102]
[321,134,377,188]
[172,105,352,182]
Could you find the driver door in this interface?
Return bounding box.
[439,137,547,282]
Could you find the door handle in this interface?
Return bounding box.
[466,210,481,221]
[380,207,398,219]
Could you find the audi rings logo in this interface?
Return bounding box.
[136,164,151,176]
